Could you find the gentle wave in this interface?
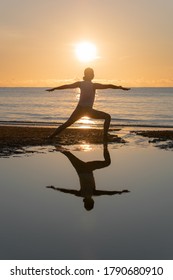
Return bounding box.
[1,120,173,129]
[0,87,173,128]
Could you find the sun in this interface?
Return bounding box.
[75,42,97,62]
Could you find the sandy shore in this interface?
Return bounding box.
[1,125,173,157]
[0,125,124,156]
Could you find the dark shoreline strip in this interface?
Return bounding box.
[1,120,173,129]
[1,126,173,157]
[0,126,125,154]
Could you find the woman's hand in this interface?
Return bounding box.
[121,87,131,91]
[46,88,55,92]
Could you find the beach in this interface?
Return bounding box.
[1,125,173,157]
[0,125,126,157]
[1,0,173,267]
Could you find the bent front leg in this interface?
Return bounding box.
[87,108,111,141]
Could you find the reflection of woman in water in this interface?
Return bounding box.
[47,144,129,211]
[47,68,130,141]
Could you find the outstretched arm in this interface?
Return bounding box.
[93,189,130,196]
[94,83,130,91]
[46,185,80,196]
[46,82,80,92]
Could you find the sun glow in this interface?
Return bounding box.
[78,117,95,129]
[79,144,93,152]
[75,42,97,62]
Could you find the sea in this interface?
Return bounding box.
[0,87,173,128]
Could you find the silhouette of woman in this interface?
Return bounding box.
[47,68,130,141]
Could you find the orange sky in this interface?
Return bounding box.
[0,0,173,87]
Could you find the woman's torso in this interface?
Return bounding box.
[78,81,95,108]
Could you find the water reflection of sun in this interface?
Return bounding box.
[80,143,93,152]
[78,116,95,128]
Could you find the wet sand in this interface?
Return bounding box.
[132,129,173,149]
[1,125,173,157]
[0,125,124,156]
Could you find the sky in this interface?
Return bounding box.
[0,0,173,87]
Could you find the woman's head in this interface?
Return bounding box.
[83,68,94,81]
[83,197,94,211]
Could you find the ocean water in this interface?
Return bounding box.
[0,87,173,127]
